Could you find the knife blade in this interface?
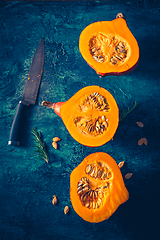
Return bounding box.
[8,38,45,146]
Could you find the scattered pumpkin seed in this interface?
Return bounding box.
[52,141,57,149]
[64,206,69,214]
[143,138,147,145]
[118,161,124,168]
[138,138,144,146]
[52,195,58,205]
[138,138,147,146]
[125,173,133,179]
[53,137,61,142]
[136,122,144,127]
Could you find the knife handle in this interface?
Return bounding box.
[8,101,29,146]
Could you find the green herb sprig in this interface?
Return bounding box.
[31,127,49,163]
[120,101,138,122]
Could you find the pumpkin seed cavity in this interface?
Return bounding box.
[77,162,112,209]
[89,33,129,66]
[73,92,110,136]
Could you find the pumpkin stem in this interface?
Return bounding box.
[116,13,126,20]
[41,101,55,109]
[41,101,65,117]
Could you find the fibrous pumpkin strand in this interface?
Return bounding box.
[77,162,112,209]
[89,33,128,66]
[74,92,110,137]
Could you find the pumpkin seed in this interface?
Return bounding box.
[98,191,104,199]
[125,173,133,179]
[138,138,144,146]
[110,57,117,65]
[52,195,58,205]
[81,193,88,202]
[89,190,94,198]
[85,164,92,174]
[93,166,98,177]
[136,122,144,127]
[90,168,96,177]
[52,137,61,142]
[97,169,103,178]
[143,138,147,145]
[52,141,57,149]
[94,191,98,199]
[64,206,69,214]
[118,161,124,168]
[97,198,102,207]
[85,202,90,208]
[92,201,96,209]
[102,172,108,179]
[89,201,93,209]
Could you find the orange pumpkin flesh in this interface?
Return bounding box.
[60,85,119,147]
[79,15,139,76]
[70,152,129,223]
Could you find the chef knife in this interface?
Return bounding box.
[8,38,45,146]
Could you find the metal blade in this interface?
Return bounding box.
[21,38,45,105]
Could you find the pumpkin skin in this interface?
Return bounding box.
[79,15,139,76]
[70,152,129,223]
[60,85,119,147]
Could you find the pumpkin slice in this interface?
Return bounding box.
[42,85,119,147]
[79,13,139,76]
[70,152,129,223]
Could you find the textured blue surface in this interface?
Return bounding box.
[0,1,160,239]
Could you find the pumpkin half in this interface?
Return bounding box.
[79,13,139,76]
[70,152,129,223]
[42,85,119,147]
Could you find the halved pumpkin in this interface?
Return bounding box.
[70,152,129,223]
[60,85,119,147]
[79,13,139,76]
[42,86,119,147]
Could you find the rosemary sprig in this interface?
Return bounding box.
[120,101,138,121]
[31,127,49,163]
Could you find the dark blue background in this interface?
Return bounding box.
[0,1,160,239]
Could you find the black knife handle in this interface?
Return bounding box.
[8,101,29,146]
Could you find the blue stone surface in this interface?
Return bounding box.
[0,1,160,239]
